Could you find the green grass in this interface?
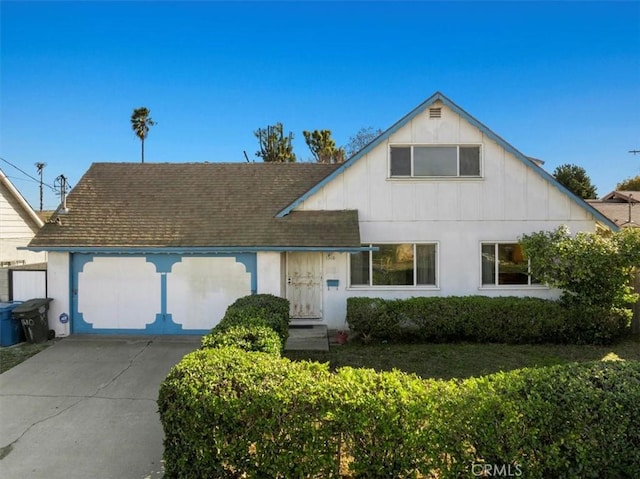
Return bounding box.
[0,342,50,374]
[284,336,640,380]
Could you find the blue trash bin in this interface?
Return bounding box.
[0,302,25,347]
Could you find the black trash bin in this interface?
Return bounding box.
[12,298,53,344]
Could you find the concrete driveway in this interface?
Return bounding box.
[0,335,201,479]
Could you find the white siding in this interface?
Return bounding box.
[293,102,598,329]
[0,182,46,300]
[47,252,70,337]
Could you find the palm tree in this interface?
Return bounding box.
[130,107,156,163]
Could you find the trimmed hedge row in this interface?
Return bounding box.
[214,293,290,345]
[346,296,631,344]
[159,350,640,478]
[201,325,282,356]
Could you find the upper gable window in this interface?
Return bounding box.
[390,145,481,178]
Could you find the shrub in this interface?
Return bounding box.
[159,349,640,478]
[201,325,282,356]
[159,347,339,479]
[217,293,290,344]
[346,296,630,345]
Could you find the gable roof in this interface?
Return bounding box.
[275,92,618,231]
[600,191,640,203]
[587,190,640,228]
[28,162,362,250]
[0,168,44,229]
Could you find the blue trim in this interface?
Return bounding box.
[70,252,258,335]
[275,91,618,231]
[28,246,374,253]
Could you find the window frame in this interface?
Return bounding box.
[479,242,543,288]
[349,242,439,289]
[389,144,482,179]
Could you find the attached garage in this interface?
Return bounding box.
[27,162,362,337]
[71,253,256,334]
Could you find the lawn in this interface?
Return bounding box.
[284,336,640,380]
[0,342,50,374]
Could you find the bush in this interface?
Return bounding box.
[217,294,290,345]
[201,325,282,356]
[346,296,631,345]
[159,349,640,478]
[159,347,339,478]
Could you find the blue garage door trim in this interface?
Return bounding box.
[71,253,257,335]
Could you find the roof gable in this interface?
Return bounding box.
[0,168,44,229]
[276,92,618,230]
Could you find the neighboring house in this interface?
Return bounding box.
[0,169,46,301]
[587,191,640,228]
[27,92,617,337]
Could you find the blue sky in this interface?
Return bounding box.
[1,1,639,210]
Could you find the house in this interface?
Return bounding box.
[27,92,617,337]
[587,190,640,228]
[0,169,47,301]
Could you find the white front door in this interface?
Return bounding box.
[287,252,322,319]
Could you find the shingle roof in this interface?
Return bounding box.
[587,191,640,228]
[29,162,361,248]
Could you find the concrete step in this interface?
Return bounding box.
[284,325,329,351]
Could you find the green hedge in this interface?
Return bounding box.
[346,296,631,345]
[159,350,640,478]
[217,293,290,345]
[201,325,282,356]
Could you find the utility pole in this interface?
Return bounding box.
[35,162,46,211]
[54,174,69,212]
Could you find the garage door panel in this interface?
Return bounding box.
[77,257,159,330]
[167,257,252,330]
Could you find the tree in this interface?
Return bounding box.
[345,126,383,157]
[616,175,640,191]
[130,107,156,163]
[254,123,296,162]
[552,164,597,199]
[520,226,640,308]
[303,130,345,164]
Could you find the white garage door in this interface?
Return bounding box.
[71,253,256,334]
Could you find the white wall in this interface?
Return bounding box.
[294,101,597,328]
[0,183,46,301]
[47,252,70,337]
[257,252,283,296]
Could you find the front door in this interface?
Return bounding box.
[287,252,322,319]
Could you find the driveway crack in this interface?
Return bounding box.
[0,339,155,460]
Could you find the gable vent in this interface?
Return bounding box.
[429,107,442,119]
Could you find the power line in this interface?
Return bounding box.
[0,156,57,191]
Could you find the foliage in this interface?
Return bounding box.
[520,226,640,308]
[216,293,290,345]
[130,106,156,163]
[552,163,597,199]
[617,175,640,191]
[201,325,282,356]
[159,347,640,478]
[344,126,383,157]
[303,129,345,163]
[254,122,296,162]
[346,296,630,345]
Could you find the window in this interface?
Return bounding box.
[350,244,437,287]
[390,145,481,177]
[481,243,539,286]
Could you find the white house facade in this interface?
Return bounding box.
[28,93,616,336]
[0,169,46,301]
